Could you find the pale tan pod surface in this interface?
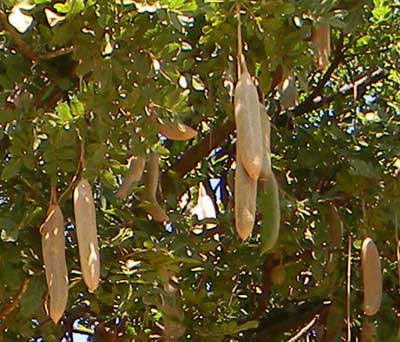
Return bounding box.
[312,23,331,70]
[361,237,382,316]
[234,157,257,241]
[41,204,68,323]
[278,70,298,110]
[159,122,198,141]
[116,156,146,200]
[234,55,263,181]
[142,153,169,222]
[74,178,100,292]
[259,103,272,180]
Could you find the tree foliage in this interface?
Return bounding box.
[0,0,399,341]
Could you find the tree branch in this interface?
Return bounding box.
[0,278,30,322]
[291,67,386,117]
[169,67,386,180]
[0,10,74,61]
[0,10,38,60]
[171,118,235,178]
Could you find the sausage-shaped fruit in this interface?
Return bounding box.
[41,204,68,323]
[234,54,263,181]
[312,23,331,70]
[234,158,257,241]
[142,153,169,222]
[361,318,377,342]
[74,178,100,292]
[278,69,298,110]
[116,156,146,200]
[260,173,280,254]
[361,237,382,316]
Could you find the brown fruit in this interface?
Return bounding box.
[160,270,185,340]
[234,54,263,181]
[73,178,100,292]
[116,155,146,200]
[324,202,343,274]
[234,158,257,241]
[40,204,68,323]
[361,318,377,342]
[159,122,198,141]
[278,69,298,110]
[312,23,331,70]
[270,265,286,285]
[259,103,272,180]
[325,203,343,249]
[142,153,169,222]
[361,237,382,316]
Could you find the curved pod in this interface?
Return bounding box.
[159,122,198,141]
[116,155,146,200]
[142,153,169,222]
[361,237,382,316]
[41,204,68,323]
[74,178,100,292]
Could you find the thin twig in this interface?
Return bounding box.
[346,235,352,342]
[58,133,84,205]
[0,278,30,322]
[236,3,242,76]
[285,316,318,342]
[40,45,75,60]
[395,212,400,295]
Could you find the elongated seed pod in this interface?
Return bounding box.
[325,203,343,249]
[278,69,298,110]
[260,173,280,254]
[270,264,286,286]
[361,318,377,342]
[40,204,68,323]
[160,270,186,340]
[234,54,263,181]
[312,23,331,70]
[234,158,257,241]
[74,178,100,292]
[324,202,344,273]
[361,237,382,316]
[159,122,198,141]
[116,156,146,200]
[259,103,272,180]
[142,153,169,222]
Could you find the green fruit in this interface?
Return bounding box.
[260,173,280,254]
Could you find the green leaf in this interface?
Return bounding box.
[55,101,73,122]
[70,97,85,117]
[1,158,23,180]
